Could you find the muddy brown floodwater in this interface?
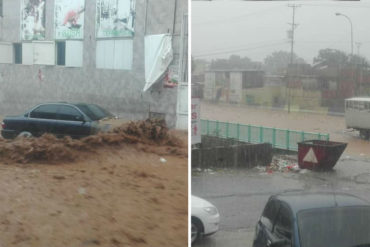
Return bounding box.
[0,120,188,247]
[201,102,370,157]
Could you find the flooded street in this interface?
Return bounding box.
[0,121,188,247]
[192,155,370,247]
[201,102,370,157]
[193,102,370,247]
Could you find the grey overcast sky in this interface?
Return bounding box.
[192,0,370,64]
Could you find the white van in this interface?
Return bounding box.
[345,97,370,139]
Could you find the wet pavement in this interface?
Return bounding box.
[192,154,370,247]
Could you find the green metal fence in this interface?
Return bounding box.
[201,119,330,151]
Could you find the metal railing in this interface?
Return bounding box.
[200,119,330,151]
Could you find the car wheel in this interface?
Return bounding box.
[18,131,33,138]
[191,222,199,244]
[191,218,203,244]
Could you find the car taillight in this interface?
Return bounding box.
[1,122,5,129]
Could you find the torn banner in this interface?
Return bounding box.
[144,34,173,92]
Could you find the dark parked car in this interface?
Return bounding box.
[253,191,370,247]
[1,102,117,139]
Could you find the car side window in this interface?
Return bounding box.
[273,204,293,241]
[29,104,59,120]
[58,105,84,121]
[261,199,280,231]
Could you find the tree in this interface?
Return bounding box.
[209,55,262,70]
[313,48,369,68]
[350,54,369,66]
[263,51,306,75]
[313,49,348,67]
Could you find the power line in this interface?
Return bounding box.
[299,3,370,9]
[193,39,287,56]
[193,41,288,58]
[192,5,285,26]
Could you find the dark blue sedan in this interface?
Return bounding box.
[253,192,370,247]
[1,102,116,139]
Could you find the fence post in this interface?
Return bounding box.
[318,133,321,140]
[216,120,219,137]
[248,124,251,143]
[237,123,240,140]
[226,122,229,138]
[286,129,290,150]
[259,126,263,143]
[206,120,210,135]
[272,128,276,148]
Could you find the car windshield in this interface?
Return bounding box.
[298,206,370,247]
[75,104,114,121]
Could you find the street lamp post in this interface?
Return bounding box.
[335,12,353,57]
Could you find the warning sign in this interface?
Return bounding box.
[303,148,318,163]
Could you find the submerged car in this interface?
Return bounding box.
[253,191,370,247]
[191,195,220,244]
[1,102,117,139]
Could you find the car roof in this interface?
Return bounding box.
[272,191,370,215]
[35,102,94,108]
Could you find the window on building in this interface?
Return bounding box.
[21,41,57,66]
[22,43,34,65]
[96,39,133,70]
[0,42,12,64]
[56,41,66,66]
[56,40,83,67]
[14,43,22,64]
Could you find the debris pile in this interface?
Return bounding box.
[256,155,302,174]
[0,119,185,164]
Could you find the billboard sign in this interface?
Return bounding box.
[96,0,136,38]
[54,0,85,39]
[21,0,46,40]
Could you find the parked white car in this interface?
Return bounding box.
[191,195,220,243]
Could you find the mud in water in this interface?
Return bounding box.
[0,119,188,247]
[0,119,185,164]
[201,102,370,157]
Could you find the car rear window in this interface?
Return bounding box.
[75,104,114,121]
[298,206,370,247]
[29,104,59,120]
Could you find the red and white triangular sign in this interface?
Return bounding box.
[303,148,318,163]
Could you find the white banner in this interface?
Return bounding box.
[144,34,173,91]
[54,0,85,39]
[96,0,136,38]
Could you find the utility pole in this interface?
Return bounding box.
[356,42,361,56]
[355,42,362,95]
[287,4,300,113]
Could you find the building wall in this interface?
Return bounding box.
[229,72,242,103]
[204,72,216,101]
[0,0,187,128]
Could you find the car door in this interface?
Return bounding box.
[271,203,293,247]
[56,105,90,137]
[28,104,60,136]
[254,198,281,247]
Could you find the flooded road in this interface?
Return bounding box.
[192,155,370,247]
[201,102,370,157]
